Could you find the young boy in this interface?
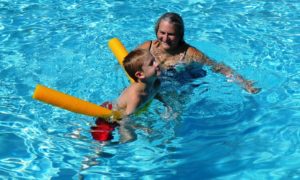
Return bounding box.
[91,49,161,142]
[117,48,161,115]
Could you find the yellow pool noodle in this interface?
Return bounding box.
[108,38,135,83]
[32,84,121,119]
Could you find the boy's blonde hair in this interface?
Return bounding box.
[123,49,150,82]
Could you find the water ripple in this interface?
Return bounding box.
[0,0,299,179]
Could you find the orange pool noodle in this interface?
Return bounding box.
[108,38,135,83]
[32,84,121,119]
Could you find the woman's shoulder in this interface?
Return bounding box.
[185,43,205,61]
[137,40,161,49]
[185,43,201,54]
[137,40,154,49]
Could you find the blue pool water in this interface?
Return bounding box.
[1,0,299,179]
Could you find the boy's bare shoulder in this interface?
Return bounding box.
[124,83,145,99]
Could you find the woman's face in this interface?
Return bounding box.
[156,20,181,51]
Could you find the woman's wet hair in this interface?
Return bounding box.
[155,12,185,43]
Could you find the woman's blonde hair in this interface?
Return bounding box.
[155,12,185,44]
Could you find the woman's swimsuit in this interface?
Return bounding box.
[148,41,206,85]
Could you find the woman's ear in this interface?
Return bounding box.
[135,71,144,79]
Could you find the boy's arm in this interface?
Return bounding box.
[124,96,140,116]
[188,47,261,94]
[121,89,142,116]
[117,87,141,116]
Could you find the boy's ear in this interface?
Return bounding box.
[135,71,144,79]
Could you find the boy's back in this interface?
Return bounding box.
[116,49,161,115]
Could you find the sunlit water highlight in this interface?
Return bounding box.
[0,0,299,179]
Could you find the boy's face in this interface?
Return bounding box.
[141,54,161,79]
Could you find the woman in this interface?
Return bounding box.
[137,12,260,94]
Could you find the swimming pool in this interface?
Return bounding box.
[1,0,299,179]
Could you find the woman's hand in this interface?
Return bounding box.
[243,80,261,94]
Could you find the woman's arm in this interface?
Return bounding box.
[187,46,261,94]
